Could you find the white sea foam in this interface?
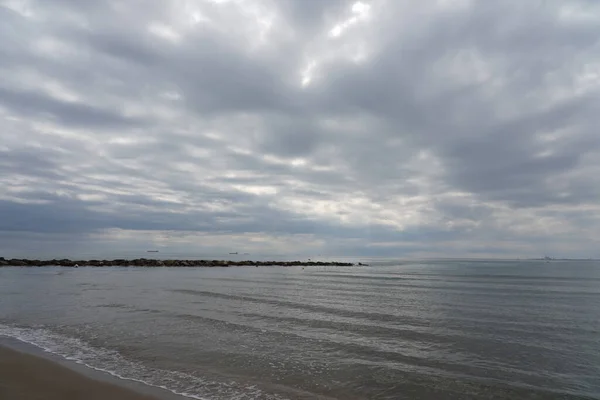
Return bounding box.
[0,323,287,400]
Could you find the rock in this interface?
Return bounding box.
[0,258,355,268]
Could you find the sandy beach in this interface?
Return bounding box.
[0,345,161,400]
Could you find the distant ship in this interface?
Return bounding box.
[147,250,159,253]
[229,252,238,255]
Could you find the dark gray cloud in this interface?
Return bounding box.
[0,87,142,127]
[1,0,599,259]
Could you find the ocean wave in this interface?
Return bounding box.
[0,323,288,400]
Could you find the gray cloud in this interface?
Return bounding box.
[0,87,142,127]
[1,0,599,259]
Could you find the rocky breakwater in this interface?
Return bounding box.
[0,257,356,267]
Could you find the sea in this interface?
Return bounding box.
[1,259,599,399]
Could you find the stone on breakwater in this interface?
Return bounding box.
[0,258,356,267]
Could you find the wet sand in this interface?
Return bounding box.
[0,345,161,400]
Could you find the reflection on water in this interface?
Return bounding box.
[1,260,600,399]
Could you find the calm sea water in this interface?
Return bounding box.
[1,260,599,399]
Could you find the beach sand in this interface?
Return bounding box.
[0,345,161,400]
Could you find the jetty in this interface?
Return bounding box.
[0,257,355,267]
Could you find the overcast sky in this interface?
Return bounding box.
[1,0,599,259]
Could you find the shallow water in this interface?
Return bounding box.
[1,260,599,399]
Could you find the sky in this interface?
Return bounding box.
[1,0,599,259]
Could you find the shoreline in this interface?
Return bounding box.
[0,335,338,400]
[0,340,182,400]
[0,257,359,267]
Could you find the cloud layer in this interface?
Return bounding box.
[1,0,599,259]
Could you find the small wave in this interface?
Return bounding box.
[170,289,430,328]
[0,323,288,400]
[97,303,135,309]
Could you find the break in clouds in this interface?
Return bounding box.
[1,0,599,258]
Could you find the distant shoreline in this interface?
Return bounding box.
[0,257,358,267]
